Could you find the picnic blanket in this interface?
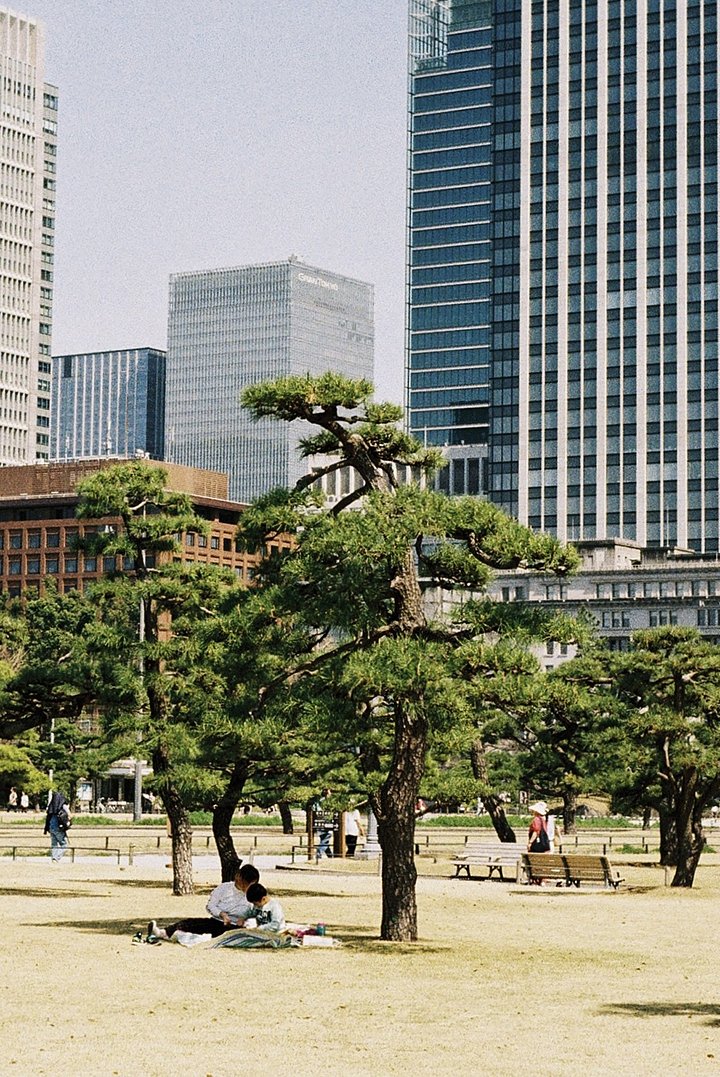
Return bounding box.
[212,928,296,950]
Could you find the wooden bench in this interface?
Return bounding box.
[521,852,624,889]
[452,841,524,881]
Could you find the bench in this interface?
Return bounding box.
[452,841,524,881]
[521,852,624,889]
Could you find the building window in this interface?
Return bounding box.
[64,557,78,573]
[83,557,97,573]
[9,532,21,549]
[45,557,59,574]
[8,558,21,575]
[650,610,677,627]
[103,556,116,573]
[27,558,40,575]
[46,531,60,548]
[27,532,40,548]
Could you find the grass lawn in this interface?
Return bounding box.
[2,855,719,1076]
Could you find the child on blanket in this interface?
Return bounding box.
[244,883,285,932]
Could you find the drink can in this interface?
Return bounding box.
[316,923,325,936]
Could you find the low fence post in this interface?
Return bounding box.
[128,844,134,867]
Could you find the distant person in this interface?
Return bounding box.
[547,811,562,851]
[44,791,72,862]
[343,807,365,858]
[244,883,285,932]
[527,801,550,853]
[148,864,260,941]
[313,789,335,858]
[8,787,17,812]
[19,792,29,813]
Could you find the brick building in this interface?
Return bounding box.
[0,458,272,597]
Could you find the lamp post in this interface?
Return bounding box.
[132,564,146,823]
[360,806,381,860]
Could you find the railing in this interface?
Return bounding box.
[0,844,122,865]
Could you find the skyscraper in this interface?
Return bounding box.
[165,259,374,502]
[407,1,720,553]
[50,348,166,461]
[0,8,57,465]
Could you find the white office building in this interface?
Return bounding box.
[0,8,57,465]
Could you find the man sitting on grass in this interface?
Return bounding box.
[148,864,260,942]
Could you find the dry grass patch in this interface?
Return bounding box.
[2,859,720,1076]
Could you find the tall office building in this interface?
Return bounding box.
[0,9,57,466]
[166,259,374,503]
[407,1,720,552]
[50,348,166,461]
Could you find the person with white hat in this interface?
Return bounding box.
[527,801,550,853]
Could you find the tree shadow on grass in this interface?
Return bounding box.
[39,917,145,937]
[99,878,185,891]
[337,928,447,955]
[0,886,99,899]
[36,917,447,952]
[599,1002,720,1027]
[106,879,336,900]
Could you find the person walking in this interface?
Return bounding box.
[44,791,71,862]
[19,791,29,813]
[343,806,365,858]
[7,787,17,812]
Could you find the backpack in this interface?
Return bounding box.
[531,823,550,852]
[56,807,72,832]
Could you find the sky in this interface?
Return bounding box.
[27,0,409,402]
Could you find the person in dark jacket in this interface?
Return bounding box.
[44,791,71,862]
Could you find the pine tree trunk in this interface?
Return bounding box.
[671,767,705,887]
[153,744,194,896]
[374,701,428,942]
[562,790,577,834]
[212,761,248,882]
[470,739,516,842]
[278,800,294,834]
[659,797,678,866]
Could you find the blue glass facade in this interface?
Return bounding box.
[407,0,494,496]
[50,348,166,461]
[407,1,720,553]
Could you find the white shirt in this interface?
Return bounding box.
[206,881,253,924]
[344,810,363,837]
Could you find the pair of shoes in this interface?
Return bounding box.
[145,934,162,946]
[147,920,168,941]
[131,931,143,945]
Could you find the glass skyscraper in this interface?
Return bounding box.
[407,0,494,499]
[51,348,166,461]
[407,1,720,553]
[165,259,374,503]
